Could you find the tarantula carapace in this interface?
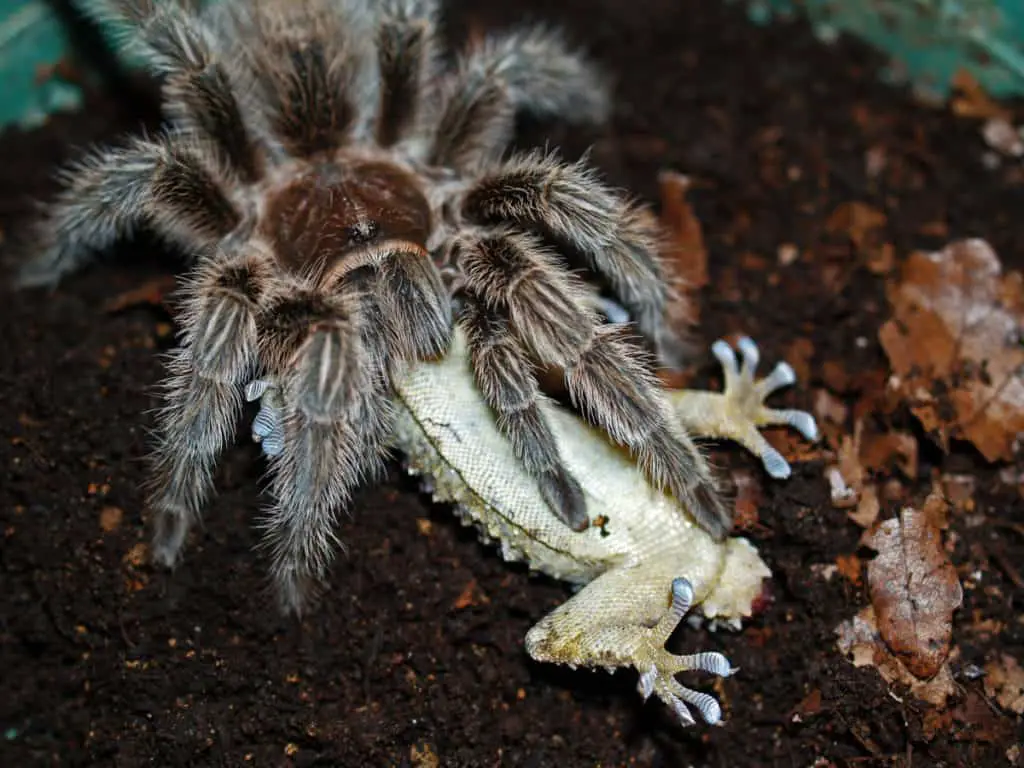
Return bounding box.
[20,0,730,612]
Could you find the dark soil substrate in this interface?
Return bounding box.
[2,1,1022,766]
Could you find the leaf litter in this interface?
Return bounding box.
[984,654,1024,715]
[836,493,963,707]
[879,238,1024,462]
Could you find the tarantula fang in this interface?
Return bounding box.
[20,0,729,613]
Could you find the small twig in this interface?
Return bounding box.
[988,519,1024,539]
[988,544,1024,588]
[118,609,138,650]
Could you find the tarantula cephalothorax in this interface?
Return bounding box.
[20,0,729,612]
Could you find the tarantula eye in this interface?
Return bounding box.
[344,221,380,245]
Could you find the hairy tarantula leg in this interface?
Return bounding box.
[148,250,266,566]
[459,153,684,367]
[86,0,264,181]
[375,0,439,147]
[19,136,241,287]
[468,25,610,124]
[328,240,453,366]
[245,2,379,158]
[427,25,608,171]
[458,231,729,538]
[563,324,730,538]
[373,244,454,362]
[459,294,590,531]
[261,304,394,615]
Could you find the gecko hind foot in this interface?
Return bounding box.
[708,336,818,479]
[639,577,735,726]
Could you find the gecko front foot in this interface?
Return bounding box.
[636,578,735,725]
[669,336,819,480]
[245,379,285,457]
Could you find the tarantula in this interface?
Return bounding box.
[20,0,729,613]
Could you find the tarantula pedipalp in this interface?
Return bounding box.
[20,0,730,613]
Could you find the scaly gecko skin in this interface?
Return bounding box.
[247,332,818,726]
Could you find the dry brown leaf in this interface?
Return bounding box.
[825,201,887,250]
[862,507,962,680]
[729,467,764,532]
[657,170,709,294]
[940,473,977,513]
[835,605,958,707]
[920,489,951,531]
[950,70,1013,121]
[790,688,823,720]
[103,275,178,314]
[859,430,918,479]
[836,553,862,586]
[849,484,881,528]
[99,505,124,533]
[451,579,489,611]
[866,243,896,275]
[824,201,894,275]
[123,542,148,568]
[828,420,880,528]
[408,741,441,768]
[763,427,825,467]
[879,239,1024,462]
[833,426,865,503]
[984,654,1024,714]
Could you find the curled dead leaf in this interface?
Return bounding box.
[657,171,708,289]
[950,70,1013,121]
[451,579,489,611]
[879,239,1024,462]
[862,507,963,680]
[835,605,958,707]
[103,275,178,314]
[656,171,708,331]
[828,420,880,527]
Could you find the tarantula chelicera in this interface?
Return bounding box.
[20,0,730,612]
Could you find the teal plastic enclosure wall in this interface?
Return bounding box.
[2,0,1023,130]
[731,0,1024,101]
[0,2,83,129]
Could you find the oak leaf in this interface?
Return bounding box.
[862,507,962,680]
[879,239,1024,462]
